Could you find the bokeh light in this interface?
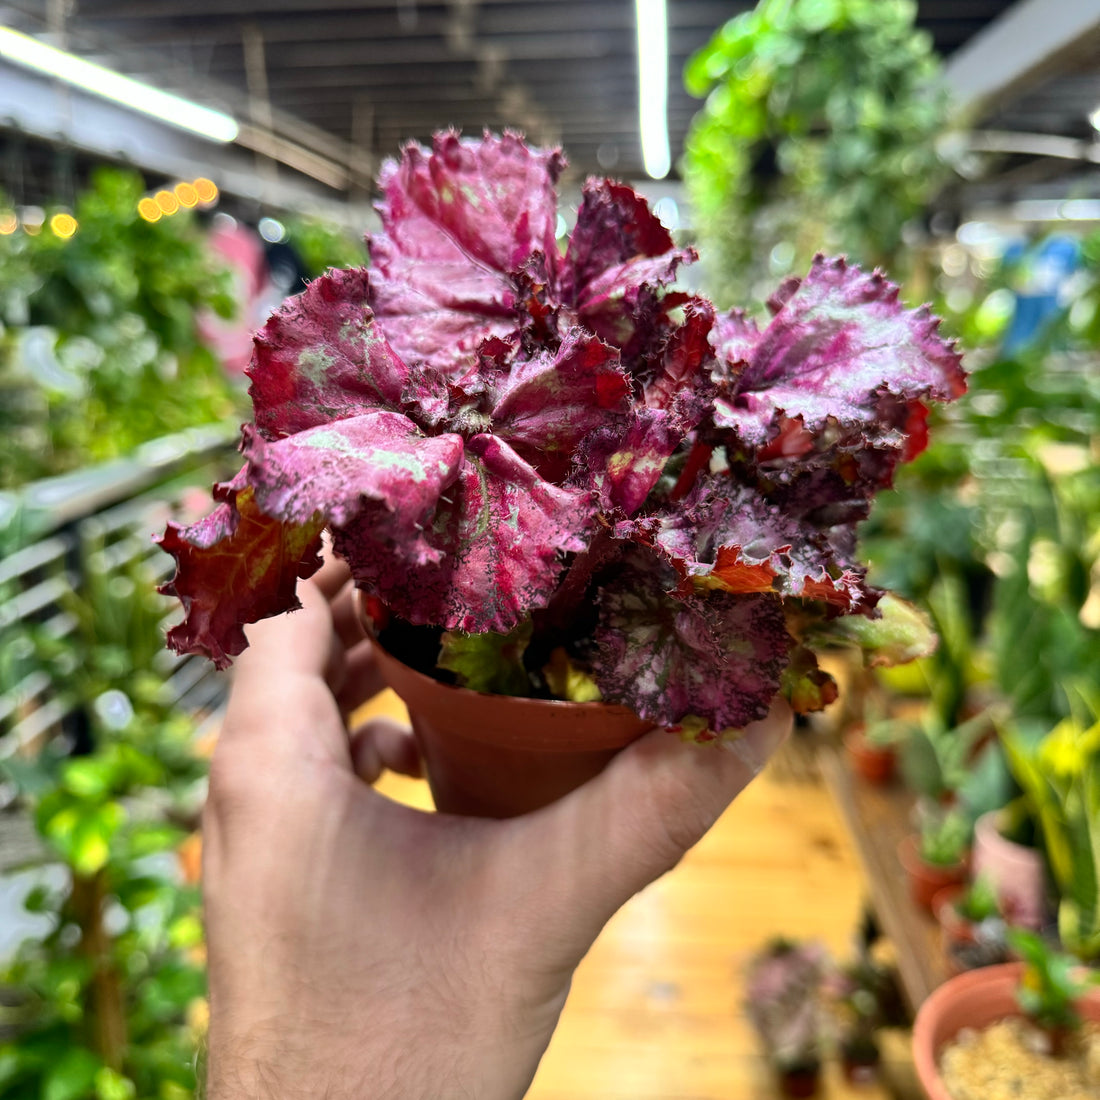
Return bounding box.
[258,216,285,243]
[155,190,179,216]
[174,181,199,208]
[137,197,162,222]
[49,212,78,238]
[193,177,218,205]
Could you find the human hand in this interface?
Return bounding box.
[202,560,791,1100]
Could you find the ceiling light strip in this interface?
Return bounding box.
[0,26,238,144]
[634,0,671,179]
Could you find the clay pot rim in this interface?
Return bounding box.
[912,962,1023,1098]
[356,591,647,722]
[931,884,967,923]
[912,961,1100,1100]
[379,650,646,720]
[843,725,897,755]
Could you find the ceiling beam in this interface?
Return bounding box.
[0,59,368,220]
[944,0,1100,119]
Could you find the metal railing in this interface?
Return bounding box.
[0,423,239,799]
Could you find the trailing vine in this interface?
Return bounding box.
[683,0,954,304]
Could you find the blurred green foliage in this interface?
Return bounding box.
[861,230,1100,954]
[284,213,367,278]
[0,167,245,488]
[1009,926,1100,1034]
[682,0,953,304]
[0,543,208,1099]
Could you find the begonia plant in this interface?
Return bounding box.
[157,131,966,738]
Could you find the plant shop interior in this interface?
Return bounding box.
[2,0,1100,1098]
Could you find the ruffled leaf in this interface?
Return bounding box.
[563,179,689,305]
[242,415,464,557]
[712,255,965,449]
[563,180,697,367]
[632,475,879,611]
[248,268,409,438]
[369,131,564,372]
[594,559,793,729]
[643,298,716,417]
[583,410,683,515]
[490,329,630,479]
[334,434,593,633]
[156,469,324,669]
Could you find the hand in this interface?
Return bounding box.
[202,560,791,1100]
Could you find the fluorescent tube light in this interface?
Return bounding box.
[1090,104,1100,132]
[0,26,238,144]
[635,0,670,179]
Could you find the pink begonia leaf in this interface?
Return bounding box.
[369,131,564,372]
[334,433,594,633]
[491,328,630,479]
[563,180,697,367]
[627,476,879,612]
[755,437,912,526]
[582,409,684,516]
[712,255,966,449]
[248,268,409,438]
[156,468,324,669]
[641,297,717,433]
[563,179,688,305]
[593,558,793,729]
[241,415,464,558]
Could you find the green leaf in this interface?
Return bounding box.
[542,647,602,704]
[61,757,116,799]
[43,1048,102,1100]
[812,593,937,667]
[167,913,204,950]
[42,801,126,874]
[126,822,186,859]
[94,1067,136,1100]
[437,621,533,696]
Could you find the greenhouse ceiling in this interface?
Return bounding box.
[0,0,1098,214]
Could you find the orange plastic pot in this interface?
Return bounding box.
[912,962,1100,1100]
[370,640,652,818]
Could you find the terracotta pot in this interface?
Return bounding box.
[971,810,1047,930]
[843,725,896,785]
[776,1061,821,1098]
[932,885,975,972]
[839,1038,881,1085]
[912,962,1100,1100]
[369,640,652,817]
[932,885,1010,976]
[897,834,968,913]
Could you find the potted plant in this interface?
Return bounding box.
[824,954,897,1083]
[932,876,1012,975]
[998,702,1100,958]
[745,938,828,1097]
[913,930,1100,1100]
[971,803,1049,933]
[843,696,915,786]
[156,130,965,817]
[899,805,970,911]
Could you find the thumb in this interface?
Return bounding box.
[529,700,792,938]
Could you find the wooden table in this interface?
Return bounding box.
[818,743,949,1014]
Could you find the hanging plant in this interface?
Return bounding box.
[683,0,955,304]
